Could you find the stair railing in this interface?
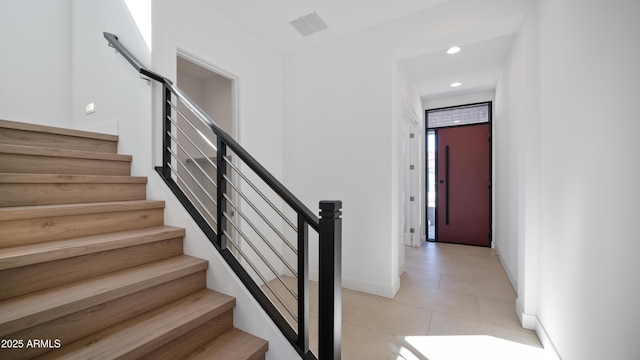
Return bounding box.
[104,32,341,360]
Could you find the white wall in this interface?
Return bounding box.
[202,74,233,135]
[177,72,206,106]
[493,6,540,335]
[537,0,640,358]
[284,32,398,297]
[424,91,495,110]
[0,0,71,127]
[71,0,153,179]
[494,37,522,290]
[152,0,283,174]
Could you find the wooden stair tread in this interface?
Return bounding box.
[186,327,269,360]
[0,173,147,184]
[0,225,185,270]
[0,200,164,221]
[0,119,118,142]
[0,119,118,154]
[0,143,131,162]
[0,255,208,336]
[37,289,235,360]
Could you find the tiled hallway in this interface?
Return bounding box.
[332,242,547,359]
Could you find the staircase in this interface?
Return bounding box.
[0,119,268,359]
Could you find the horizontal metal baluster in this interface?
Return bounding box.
[167,116,218,174]
[223,156,297,231]
[166,161,218,228]
[169,97,302,344]
[166,146,218,208]
[168,96,223,149]
[168,82,320,231]
[167,104,219,169]
[165,130,218,192]
[170,100,218,152]
[223,212,298,300]
[166,116,218,173]
[166,160,218,219]
[223,173,297,255]
[223,192,298,276]
[223,230,298,322]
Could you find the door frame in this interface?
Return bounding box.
[172,42,244,257]
[425,101,493,247]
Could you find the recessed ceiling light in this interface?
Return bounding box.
[447,46,461,54]
[450,82,462,87]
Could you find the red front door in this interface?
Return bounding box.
[436,124,491,246]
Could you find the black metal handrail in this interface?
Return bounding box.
[104,32,341,359]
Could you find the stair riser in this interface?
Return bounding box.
[0,153,130,176]
[0,183,146,207]
[0,237,184,300]
[251,352,267,360]
[0,127,117,154]
[140,311,234,360]
[0,271,206,360]
[0,208,164,248]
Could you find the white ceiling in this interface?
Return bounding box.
[206,0,518,101]
[207,0,450,54]
[401,34,515,100]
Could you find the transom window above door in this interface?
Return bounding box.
[427,103,489,128]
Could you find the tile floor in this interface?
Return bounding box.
[310,241,547,359]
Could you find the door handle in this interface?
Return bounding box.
[445,145,450,225]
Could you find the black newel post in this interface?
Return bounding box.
[318,200,342,360]
[297,215,309,354]
[162,85,172,179]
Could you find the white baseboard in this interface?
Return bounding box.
[515,298,536,330]
[494,247,518,291]
[515,299,561,360]
[309,271,399,299]
[535,317,562,360]
[343,276,398,298]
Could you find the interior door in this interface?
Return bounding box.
[436,123,490,246]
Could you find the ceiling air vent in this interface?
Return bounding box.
[289,11,328,37]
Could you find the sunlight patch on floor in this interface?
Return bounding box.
[396,335,549,360]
